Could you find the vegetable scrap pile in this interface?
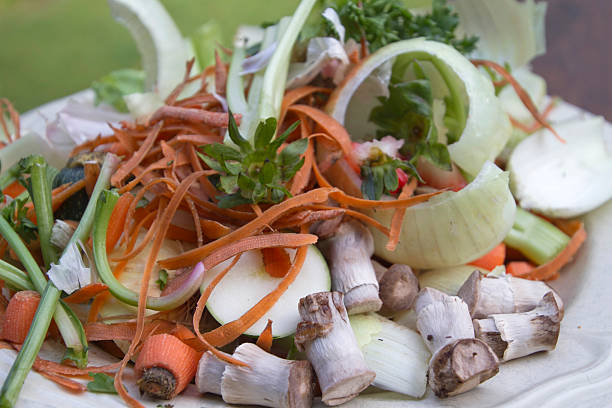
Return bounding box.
[1,0,609,407]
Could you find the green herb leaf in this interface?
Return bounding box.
[322,0,478,54]
[155,269,168,291]
[87,372,118,394]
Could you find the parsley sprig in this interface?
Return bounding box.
[324,0,478,54]
[199,113,307,208]
[360,148,417,200]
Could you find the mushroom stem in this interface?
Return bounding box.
[195,351,228,395]
[457,271,564,319]
[316,219,382,314]
[473,292,562,362]
[415,288,499,398]
[373,262,419,315]
[221,343,314,408]
[295,292,375,406]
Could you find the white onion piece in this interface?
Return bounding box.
[509,116,612,218]
[367,161,516,269]
[326,38,511,177]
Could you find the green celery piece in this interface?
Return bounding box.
[0,260,34,291]
[504,207,570,265]
[0,282,60,408]
[27,156,58,267]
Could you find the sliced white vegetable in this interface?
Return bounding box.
[454,0,547,68]
[326,39,511,177]
[418,265,488,295]
[367,161,516,268]
[203,246,330,337]
[108,0,190,99]
[498,67,547,123]
[508,116,612,218]
[350,313,430,398]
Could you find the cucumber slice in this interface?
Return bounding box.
[203,245,330,337]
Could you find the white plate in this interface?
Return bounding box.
[2,95,612,408]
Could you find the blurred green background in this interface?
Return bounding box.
[0,0,299,112]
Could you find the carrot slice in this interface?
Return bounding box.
[134,333,200,399]
[506,261,536,278]
[262,248,292,278]
[255,319,273,352]
[1,290,40,344]
[111,122,163,187]
[106,193,134,254]
[2,181,25,198]
[469,243,506,271]
[516,220,586,281]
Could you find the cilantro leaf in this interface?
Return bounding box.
[200,114,305,208]
[323,0,478,54]
[87,372,117,394]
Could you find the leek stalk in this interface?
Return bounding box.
[504,207,570,265]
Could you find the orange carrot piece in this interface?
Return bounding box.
[111,122,163,187]
[506,261,536,278]
[71,135,118,156]
[37,371,87,392]
[386,178,417,251]
[471,59,563,143]
[329,189,441,209]
[2,290,41,344]
[287,104,360,173]
[518,220,586,281]
[2,181,25,198]
[51,180,87,212]
[256,319,273,352]
[83,161,100,196]
[148,106,238,129]
[279,86,331,126]
[262,248,292,278]
[290,115,314,195]
[84,320,176,342]
[158,187,335,270]
[214,50,228,95]
[106,193,134,254]
[469,243,507,271]
[199,219,231,239]
[62,283,109,304]
[134,334,200,399]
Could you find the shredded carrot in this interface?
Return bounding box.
[214,50,228,95]
[0,98,20,142]
[516,220,586,281]
[71,135,118,156]
[506,261,536,278]
[83,161,100,196]
[1,290,41,344]
[471,59,563,143]
[37,371,87,393]
[273,208,344,229]
[158,188,335,269]
[148,106,238,129]
[50,180,87,212]
[62,283,109,304]
[106,193,134,254]
[470,243,506,271]
[186,197,204,247]
[255,319,273,352]
[111,122,163,187]
[199,219,231,239]
[279,86,331,126]
[84,320,176,342]
[290,115,314,195]
[287,104,360,173]
[262,248,292,278]
[386,178,417,251]
[304,204,390,236]
[329,189,442,209]
[509,99,558,134]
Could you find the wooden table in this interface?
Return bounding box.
[532,0,611,120]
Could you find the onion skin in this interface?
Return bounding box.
[367,162,516,269]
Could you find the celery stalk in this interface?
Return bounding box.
[0,282,59,408]
[0,260,33,291]
[28,157,58,268]
[504,207,570,265]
